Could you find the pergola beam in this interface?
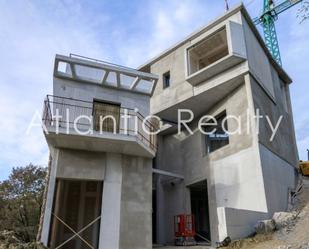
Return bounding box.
[116,72,121,87]
[102,70,109,84]
[130,76,141,90]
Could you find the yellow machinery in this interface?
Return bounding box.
[299,161,309,176]
[299,149,309,176]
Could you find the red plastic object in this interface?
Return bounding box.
[174,214,196,237]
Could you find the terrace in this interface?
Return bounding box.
[42,95,157,158]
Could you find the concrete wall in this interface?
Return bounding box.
[198,82,267,242]
[100,153,123,249]
[242,12,298,167]
[154,134,190,244]
[41,148,59,246]
[150,41,193,115]
[56,149,106,180]
[250,75,298,166]
[119,156,153,249]
[242,15,299,232]
[149,11,244,115]
[218,146,298,240]
[153,71,297,243]
[53,77,150,117]
[154,82,269,245]
[218,207,268,241]
[259,143,298,214]
[41,148,153,249]
[242,15,275,98]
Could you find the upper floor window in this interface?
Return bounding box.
[187,27,228,76]
[163,71,170,89]
[203,111,229,154]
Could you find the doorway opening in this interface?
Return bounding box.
[93,100,120,133]
[48,179,103,249]
[189,180,211,242]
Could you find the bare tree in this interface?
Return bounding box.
[298,1,309,23]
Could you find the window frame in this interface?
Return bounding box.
[202,111,229,155]
[186,26,229,76]
[163,71,171,89]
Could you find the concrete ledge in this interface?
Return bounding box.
[45,127,156,158]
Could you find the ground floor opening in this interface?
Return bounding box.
[152,175,211,246]
[189,180,211,242]
[48,179,103,249]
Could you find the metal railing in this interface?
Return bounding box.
[42,95,157,151]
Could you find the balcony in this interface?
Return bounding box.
[42,95,157,158]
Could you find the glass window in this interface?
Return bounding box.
[163,71,170,88]
[203,111,229,154]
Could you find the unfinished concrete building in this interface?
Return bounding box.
[39,4,299,249]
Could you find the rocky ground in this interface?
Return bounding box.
[223,176,309,249]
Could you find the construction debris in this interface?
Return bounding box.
[217,237,232,247]
[272,212,298,230]
[222,177,309,249]
[255,219,276,234]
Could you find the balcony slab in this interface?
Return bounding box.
[44,126,156,158]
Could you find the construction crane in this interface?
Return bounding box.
[253,0,303,66]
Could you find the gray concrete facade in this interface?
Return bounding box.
[141,4,298,247]
[40,55,156,249]
[40,4,298,249]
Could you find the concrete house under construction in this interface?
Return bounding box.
[38,4,299,249]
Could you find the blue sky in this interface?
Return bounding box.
[0,0,308,180]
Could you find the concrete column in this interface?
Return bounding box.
[99,153,122,249]
[41,148,59,246]
[156,175,166,244]
[217,207,228,242]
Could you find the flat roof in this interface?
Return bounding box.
[137,4,292,84]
